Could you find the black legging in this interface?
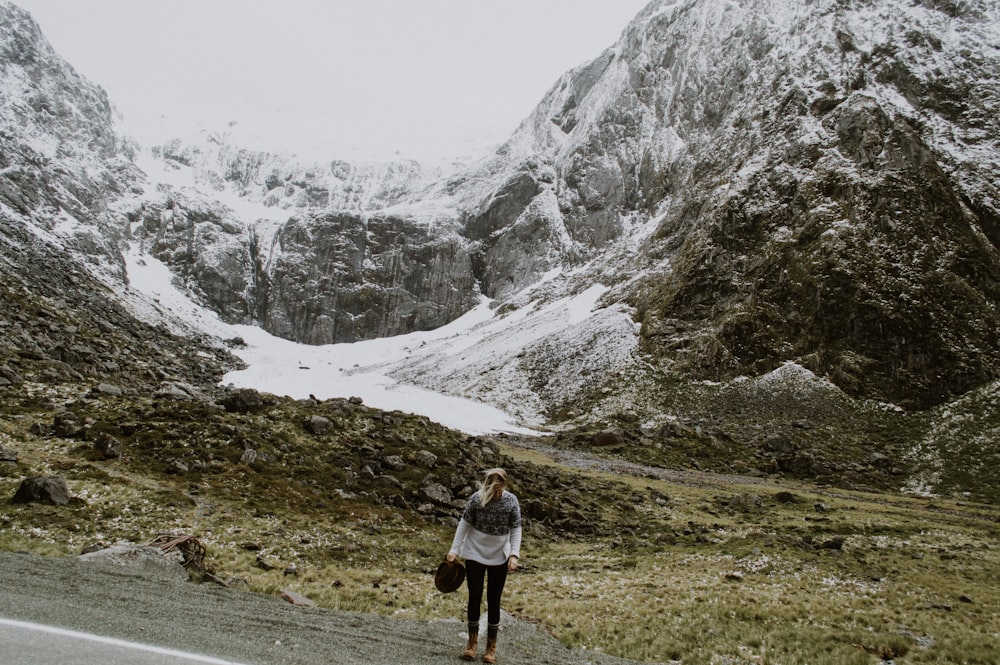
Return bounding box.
[465,559,509,626]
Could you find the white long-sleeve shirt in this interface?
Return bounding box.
[449,491,522,566]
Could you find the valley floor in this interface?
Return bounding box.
[0,549,643,665]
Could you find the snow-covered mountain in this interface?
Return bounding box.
[2,0,999,496]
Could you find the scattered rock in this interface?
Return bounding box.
[91,382,124,397]
[256,555,277,571]
[592,429,624,447]
[384,455,406,471]
[958,594,973,604]
[306,415,333,435]
[421,481,453,505]
[78,544,189,583]
[53,411,82,437]
[11,476,70,505]
[726,493,764,513]
[0,445,18,463]
[93,433,123,459]
[413,450,438,468]
[220,388,266,413]
[0,364,24,384]
[155,382,197,399]
[280,589,316,608]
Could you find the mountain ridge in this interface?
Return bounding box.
[2,0,1000,500]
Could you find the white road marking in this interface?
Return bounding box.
[0,617,250,664]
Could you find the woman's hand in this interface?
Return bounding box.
[446,552,456,563]
[507,556,518,572]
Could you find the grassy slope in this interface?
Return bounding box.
[1,382,998,665]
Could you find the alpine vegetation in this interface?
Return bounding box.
[1,1,999,663]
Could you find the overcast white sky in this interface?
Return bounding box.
[14,0,649,163]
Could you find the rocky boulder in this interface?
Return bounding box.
[78,545,189,584]
[11,476,71,505]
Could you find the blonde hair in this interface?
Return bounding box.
[478,468,508,507]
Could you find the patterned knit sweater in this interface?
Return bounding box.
[449,491,522,566]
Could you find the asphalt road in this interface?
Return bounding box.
[0,617,247,665]
[0,550,649,665]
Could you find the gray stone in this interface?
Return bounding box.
[280,589,316,608]
[53,411,82,438]
[92,383,124,396]
[155,382,196,399]
[384,455,406,471]
[306,415,333,435]
[0,364,23,385]
[413,450,438,468]
[592,429,624,447]
[220,388,265,413]
[421,481,453,505]
[78,545,189,583]
[93,433,123,460]
[12,476,71,505]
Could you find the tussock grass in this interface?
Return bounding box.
[1,392,998,665]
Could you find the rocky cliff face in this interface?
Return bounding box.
[0,1,140,280]
[616,0,1000,410]
[2,0,1000,431]
[0,2,235,398]
[260,211,478,343]
[122,131,482,344]
[449,0,1000,410]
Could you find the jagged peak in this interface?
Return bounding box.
[144,128,450,217]
[0,0,121,160]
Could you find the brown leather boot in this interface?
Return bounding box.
[461,623,479,660]
[482,624,498,663]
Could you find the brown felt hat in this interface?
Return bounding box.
[435,559,465,593]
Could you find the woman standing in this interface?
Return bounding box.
[447,468,522,663]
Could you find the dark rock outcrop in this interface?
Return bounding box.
[262,212,478,343]
[12,476,70,505]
